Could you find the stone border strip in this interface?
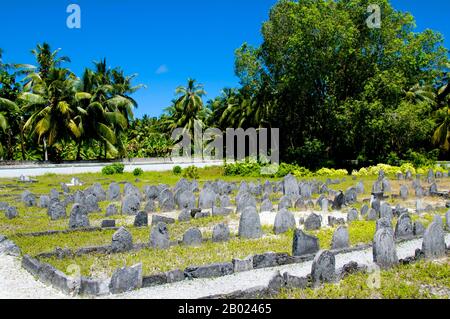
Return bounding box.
[202,249,450,300]
[15,226,121,238]
[13,231,448,297]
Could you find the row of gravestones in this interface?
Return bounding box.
[292,212,449,274]
[277,212,448,289]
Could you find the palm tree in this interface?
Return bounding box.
[165,79,208,133]
[18,43,71,89]
[404,84,436,106]
[75,67,124,160]
[19,68,81,161]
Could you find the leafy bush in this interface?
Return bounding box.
[183,165,199,179]
[172,166,182,175]
[101,166,115,175]
[102,163,125,175]
[133,168,144,176]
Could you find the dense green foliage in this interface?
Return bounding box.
[133,167,144,176]
[101,163,125,175]
[1,0,450,168]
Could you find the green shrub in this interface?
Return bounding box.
[183,165,200,179]
[102,163,125,175]
[101,165,115,175]
[133,168,144,176]
[172,166,182,175]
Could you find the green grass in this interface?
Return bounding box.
[1,168,448,285]
[276,258,450,299]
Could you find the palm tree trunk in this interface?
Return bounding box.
[104,141,107,159]
[76,140,82,161]
[19,129,25,161]
[43,137,48,162]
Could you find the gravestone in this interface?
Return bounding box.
[380,203,393,220]
[321,198,329,213]
[21,191,36,207]
[238,206,262,239]
[182,228,202,246]
[149,222,170,249]
[109,264,142,294]
[198,188,216,209]
[108,183,121,201]
[331,226,349,250]
[356,181,364,194]
[121,194,141,215]
[292,229,320,256]
[68,204,90,229]
[422,221,446,259]
[373,228,398,269]
[311,250,336,286]
[273,208,296,235]
[376,217,393,234]
[294,198,307,211]
[144,200,156,213]
[446,210,450,230]
[371,198,381,213]
[304,213,322,231]
[178,209,191,222]
[160,193,175,212]
[366,208,378,221]
[344,187,357,205]
[260,199,273,212]
[60,182,70,193]
[283,174,299,196]
[111,227,133,253]
[399,185,409,200]
[360,204,369,217]
[413,221,425,236]
[134,211,148,227]
[106,203,118,217]
[101,220,116,228]
[278,196,292,210]
[87,183,106,202]
[5,206,18,219]
[48,202,66,220]
[220,195,231,208]
[332,191,345,210]
[394,213,413,239]
[406,170,413,180]
[429,183,438,195]
[263,180,272,194]
[236,193,257,213]
[50,189,59,201]
[39,195,51,208]
[85,194,100,213]
[144,185,159,201]
[124,183,141,199]
[74,190,85,205]
[212,223,230,242]
[347,208,359,223]
[178,190,196,210]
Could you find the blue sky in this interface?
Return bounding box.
[1,0,449,118]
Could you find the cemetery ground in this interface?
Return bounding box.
[0,166,449,299]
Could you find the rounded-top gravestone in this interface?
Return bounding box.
[182,227,203,246]
[238,206,262,239]
[373,228,398,269]
[331,226,349,250]
[68,204,90,229]
[212,223,230,242]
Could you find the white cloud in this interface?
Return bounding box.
[155,64,168,75]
